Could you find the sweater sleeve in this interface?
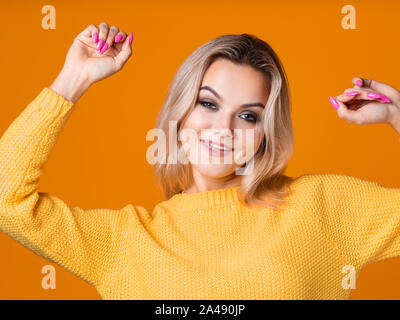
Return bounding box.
[0,88,134,290]
[309,173,400,269]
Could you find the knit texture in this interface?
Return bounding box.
[1,87,399,299]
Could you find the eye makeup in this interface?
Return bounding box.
[197,98,260,123]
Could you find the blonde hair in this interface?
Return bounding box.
[153,33,295,210]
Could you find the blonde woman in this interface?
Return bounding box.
[0,22,399,300]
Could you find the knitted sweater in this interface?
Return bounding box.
[0,87,399,300]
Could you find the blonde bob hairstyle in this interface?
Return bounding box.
[153,33,295,210]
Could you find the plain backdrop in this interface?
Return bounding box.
[0,0,399,299]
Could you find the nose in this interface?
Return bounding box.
[210,113,234,137]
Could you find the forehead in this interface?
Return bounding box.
[200,58,270,104]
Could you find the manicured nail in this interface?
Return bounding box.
[356,79,363,86]
[367,92,381,99]
[129,31,133,45]
[93,32,98,43]
[100,42,109,54]
[329,96,339,110]
[346,91,359,97]
[114,34,122,43]
[379,94,391,103]
[96,38,104,51]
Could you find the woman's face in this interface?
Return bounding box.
[179,58,270,180]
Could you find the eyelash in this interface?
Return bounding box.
[198,100,259,123]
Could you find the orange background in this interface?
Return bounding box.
[0,0,399,299]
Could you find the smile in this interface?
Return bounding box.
[200,139,234,157]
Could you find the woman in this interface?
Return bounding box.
[0,22,399,300]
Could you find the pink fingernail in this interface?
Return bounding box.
[100,42,109,54]
[356,79,363,86]
[114,34,122,43]
[96,38,104,51]
[329,96,339,110]
[93,32,98,43]
[129,32,133,45]
[367,92,381,99]
[346,91,359,97]
[379,94,391,103]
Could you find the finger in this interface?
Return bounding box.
[351,76,398,101]
[344,88,359,93]
[77,24,99,44]
[112,31,127,52]
[352,88,391,104]
[344,87,392,104]
[114,31,126,44]
[96,22,109,51]
[329,96,365,125]
[335,90,360,104]
[348,87,391,104]
[114,33,133,70]
[340,89,370,110]
[99,25,119,54]
[352,76,364,88]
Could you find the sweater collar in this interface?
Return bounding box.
[164,185,243,213]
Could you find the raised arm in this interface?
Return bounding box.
[0,23,135,291]
[325,76,400,268]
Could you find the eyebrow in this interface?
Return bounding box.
[199,86,265,109]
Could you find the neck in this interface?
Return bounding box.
[183,172,241,194]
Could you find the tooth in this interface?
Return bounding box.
[210,143,229,151]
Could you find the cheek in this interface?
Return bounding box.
[178,109,209,159]
[180,108,210,132]
[234,125,264,153]
[180,109,214,147]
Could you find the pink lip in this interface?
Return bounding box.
[200,139,233,157]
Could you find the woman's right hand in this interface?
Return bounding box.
[50,22,133,103]
[64,22,133,85]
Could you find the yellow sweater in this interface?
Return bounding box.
[0,87,399,300]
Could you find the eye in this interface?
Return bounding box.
[198,100,217,110]
[239,113,258,123]
[198,99,259,123]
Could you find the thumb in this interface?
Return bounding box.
[114,32,133,70]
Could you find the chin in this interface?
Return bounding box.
[191,163,238,179]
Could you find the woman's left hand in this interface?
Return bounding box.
[330,77,400,131]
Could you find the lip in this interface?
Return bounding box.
[200,139,234,150]
[200,139,234,157]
